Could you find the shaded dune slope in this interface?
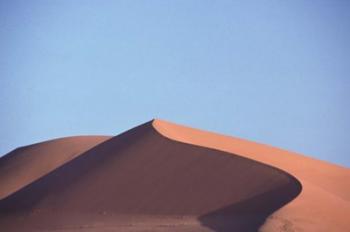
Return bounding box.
[0,136,111,200]
[0,121,301,231]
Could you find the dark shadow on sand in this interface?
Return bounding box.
[199,175,302,232]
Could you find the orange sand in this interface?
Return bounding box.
[0,136,111,199]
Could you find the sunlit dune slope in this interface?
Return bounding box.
[0,120,300,232]
[153,119,350,232]
[0,136,111,199]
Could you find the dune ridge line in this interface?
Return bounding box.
[152,119,350,231]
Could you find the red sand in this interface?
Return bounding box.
[0,136,111,199]
[0,119,348,231]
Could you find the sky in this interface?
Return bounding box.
[0,0,349,167]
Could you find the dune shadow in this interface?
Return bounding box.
[198,176,302,232]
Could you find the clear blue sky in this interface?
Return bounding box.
[1,1,349,167]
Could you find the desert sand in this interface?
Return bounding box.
[0,119,349,231]
[0,136,111,199]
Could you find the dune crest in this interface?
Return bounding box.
[153,119,350,231]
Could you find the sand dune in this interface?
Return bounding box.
[0,136,111,199]
[0,120,301,231]
[0,119,348,231]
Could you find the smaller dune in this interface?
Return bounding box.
[0,136,111,199]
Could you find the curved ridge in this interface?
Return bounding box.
[0,120,301,231]
[152,119,302,189]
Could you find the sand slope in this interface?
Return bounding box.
[0,136,111,199]
[154,119,350,231]
[0,121,301,231]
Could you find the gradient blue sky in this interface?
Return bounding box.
[1,1,349,167]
